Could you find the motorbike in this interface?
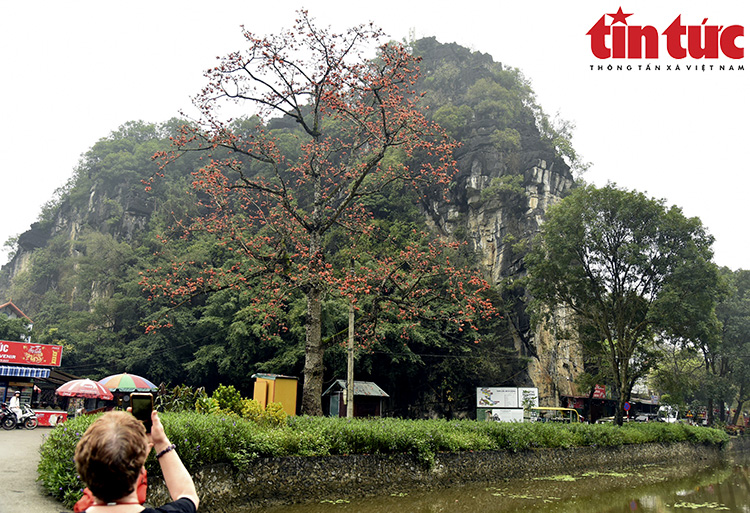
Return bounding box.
[17,403,39,429]
[1,402,39,430]
[1,402,17,430]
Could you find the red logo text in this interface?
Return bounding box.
[587,7,744,59]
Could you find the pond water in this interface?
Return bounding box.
[254,452,750,513]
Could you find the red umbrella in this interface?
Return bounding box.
[56,379,114,400]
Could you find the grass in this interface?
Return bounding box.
[38,413,729,509]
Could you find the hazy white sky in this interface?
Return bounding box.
[1,1,747,269]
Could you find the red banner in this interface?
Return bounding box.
[593,384,606,399]
[0,340,63,367]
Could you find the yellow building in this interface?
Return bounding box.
[252,373,298,416]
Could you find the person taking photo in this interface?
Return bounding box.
[74,410,199,512]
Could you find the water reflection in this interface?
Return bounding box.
[253,453,750,513]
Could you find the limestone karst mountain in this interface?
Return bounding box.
[0,38,580,415]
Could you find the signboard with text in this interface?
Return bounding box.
[477,387,539,409]
[477,387,519,408]
[490,408,524,422]
[0,340,63,367]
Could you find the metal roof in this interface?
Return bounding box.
[322,379,389,398]
[251,373,298,381]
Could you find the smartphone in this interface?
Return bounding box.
[130,393,153,433]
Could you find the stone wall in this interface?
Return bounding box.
[147,441,730,512]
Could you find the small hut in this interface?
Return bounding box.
[323,380,389,418]
[252,373,298,416]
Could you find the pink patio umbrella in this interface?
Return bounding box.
[56,378,114,400]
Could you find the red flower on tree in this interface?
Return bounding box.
[142,11,494,415]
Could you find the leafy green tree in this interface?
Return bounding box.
[0,314,29,341]
[652,268,748,427]
[717,269,750,424]
[650,336,707,416]
[525,184,721,425]
[2,235,18,261]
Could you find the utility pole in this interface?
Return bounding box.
[346,258,355,418]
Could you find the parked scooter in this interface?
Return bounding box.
[17,403,39,429]
[1,402,17,430]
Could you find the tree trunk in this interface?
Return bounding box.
[616,387,627,426]
[732,382,746,425]
[733,400,744,425]
[347,294,354,419]
[613,348,628,427]
[301,286,324,415]
[302,172,325,416]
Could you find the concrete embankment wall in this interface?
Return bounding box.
[149,440,745,512]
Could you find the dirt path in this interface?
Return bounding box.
[0,427,70,513]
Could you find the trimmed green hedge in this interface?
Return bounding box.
[38,413,729,508]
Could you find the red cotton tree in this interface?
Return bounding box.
[142,11,495,415]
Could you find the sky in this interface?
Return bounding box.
[1,1,747,270]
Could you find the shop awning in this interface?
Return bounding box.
[0,365,51,378]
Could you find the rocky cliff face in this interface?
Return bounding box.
[424,126,582,405]
[1,179,152,298]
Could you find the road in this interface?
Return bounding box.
[0,427,70,513]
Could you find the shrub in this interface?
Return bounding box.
[263,402,288,427]
[239,398,287,426]
[211,384,244,415]
[240,397,264,422]
[194,396,220,414]
[38,413,729,510]
[36,414,98,507]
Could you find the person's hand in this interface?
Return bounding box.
[126,407,168,452]
[149,410,171,454]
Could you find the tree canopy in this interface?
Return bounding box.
[651,268,750,425]
[525,184,722,425]
[0,314,30,342]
